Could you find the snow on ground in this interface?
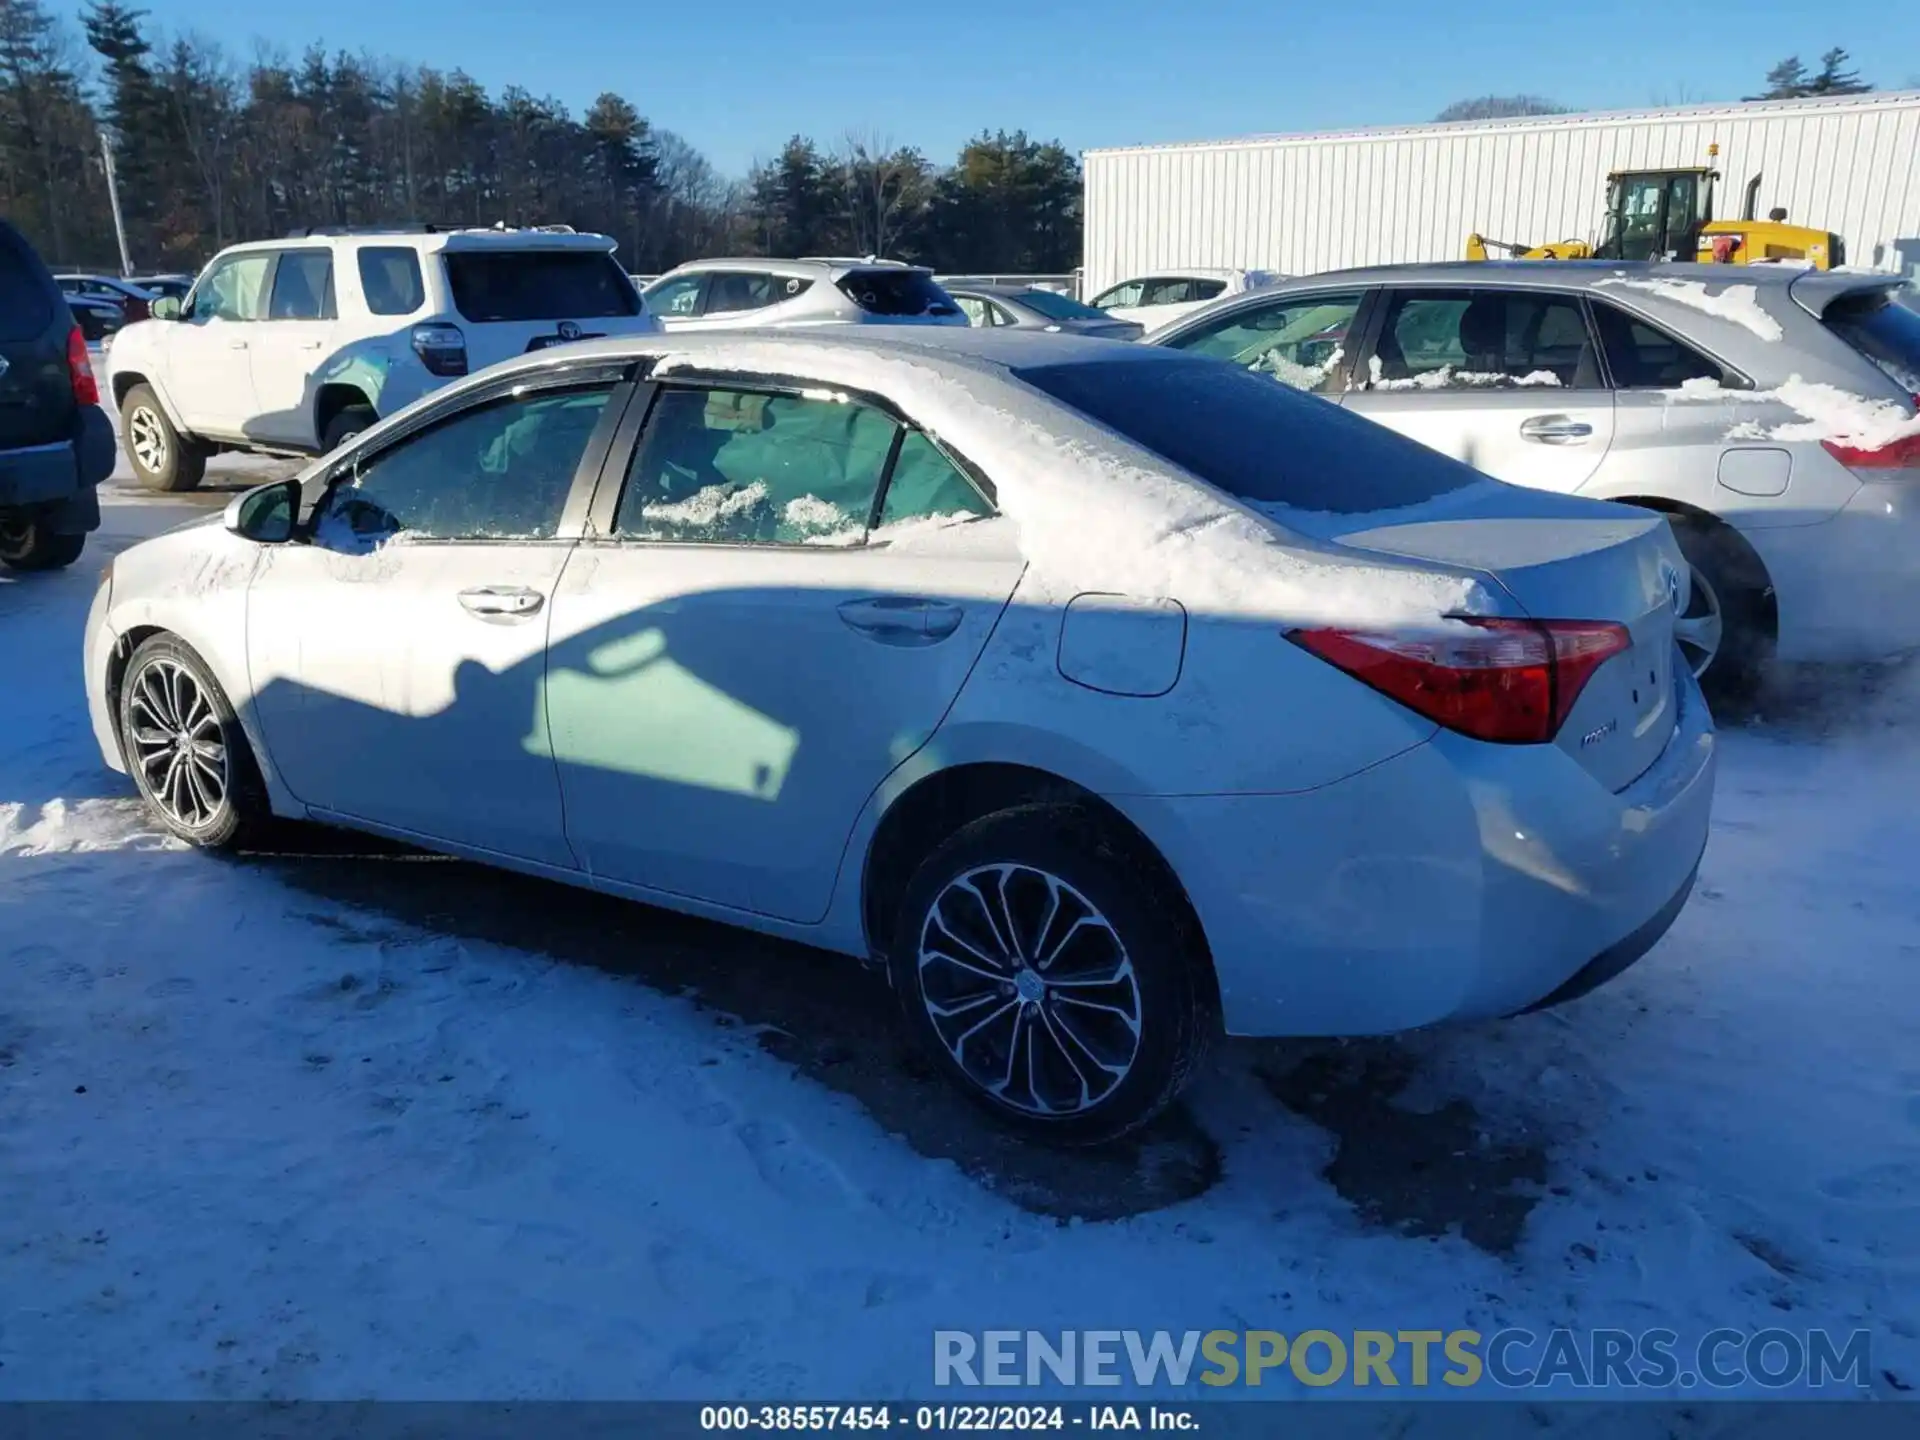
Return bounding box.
[2,501,1917,1416]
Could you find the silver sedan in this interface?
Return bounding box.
[944,283,1144,341]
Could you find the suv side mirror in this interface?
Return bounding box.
[150,295,182,320]
[224,477,300,544]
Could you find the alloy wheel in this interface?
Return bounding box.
[1674,562,1724,679]
[126,657,228,829]
[128,406,169,475]
[0,516,31,560]
[916,863,1143,1117]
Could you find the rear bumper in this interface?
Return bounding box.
[1114,665,1717,1037]
[0,408,114,530]
[1747,478,1920,663]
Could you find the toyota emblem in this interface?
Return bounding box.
[1661,562,1685,613]
[557,321,581,342]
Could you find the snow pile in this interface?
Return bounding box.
[1664,373,1920,449]
[1371,366,1562,392]
[1255,345,1342,392]
[652,341,1489,628]
[1598,277,1785,342]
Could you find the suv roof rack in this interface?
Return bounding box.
[285,224,441,238]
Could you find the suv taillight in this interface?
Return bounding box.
[411,323,468,377]
[66,325,99,405]
[1821,399,1920,470]
[1287,618,1630,744]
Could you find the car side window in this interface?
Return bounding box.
[268,250,336,321]
[1589,301,1740,389]
[356,247,425,316]
[704,272,784,315]
[191,255,271,323]
[877,431,994,532]
[988,303,1020,327]
[644,273,705,318]
[954,295,987,326]
[310,384,616,547]
[1094,281,1145,309]
[1369,290,1600,390]
[1139,278,1196,306]
[616,387,900,546]
[1160,292,1365,393]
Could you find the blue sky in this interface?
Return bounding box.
[75,0,1918,177]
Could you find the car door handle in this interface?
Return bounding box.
[295,339,323,351]
[836,596,965,645]
[1519,415,1594,444]
[458,585,545,619]
[227,339,248,350]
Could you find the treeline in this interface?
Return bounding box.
[0,0,1082,275]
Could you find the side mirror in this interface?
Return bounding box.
[223,477,300,544]
[151,295,181,320]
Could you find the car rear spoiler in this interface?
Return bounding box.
[1787,269,1907,319]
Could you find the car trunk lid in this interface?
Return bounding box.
[1318,482,1684,791]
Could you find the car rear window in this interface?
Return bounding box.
[835,269,959,318]
[0,229,56,342]
[1824,290,1920,392]
[358,247,425,316]
[1015,289,1108,322]
[443,250,640,323]
[1015,355,1477,515]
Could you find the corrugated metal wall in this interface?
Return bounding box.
[1083,94,1920,296]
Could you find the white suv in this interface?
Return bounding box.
[106,225,658,490]
[641,257,967,332]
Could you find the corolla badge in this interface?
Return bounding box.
[1660,561,1684,613]
[557,321,582,342]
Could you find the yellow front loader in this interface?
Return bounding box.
[1465,145,1845,269]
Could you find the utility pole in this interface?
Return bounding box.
[101,135,133,278]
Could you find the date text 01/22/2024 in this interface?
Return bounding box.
[699,1404,1198,1432]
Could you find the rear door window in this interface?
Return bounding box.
[835,269,957,318]
[617,387,900,545]
[0,230,55,341]
[1823,291,1920,392]
[1016,354,1475,514]
[1590,301,1743,389]
[268,250,336,320]
[443,250,641,322]
[1158,291,1365,393]
[704,272,788,315]
[1368,290,1601,389]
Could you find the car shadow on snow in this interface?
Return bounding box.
[258,830,1223,1223]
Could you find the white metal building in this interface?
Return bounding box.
[1082,92,1920,296]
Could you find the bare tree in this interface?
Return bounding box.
[837,129,931,258]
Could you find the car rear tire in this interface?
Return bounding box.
[122,385,207,492]
[117,633,272,850]
[1670,516,1773,710]
[321,405,377,454]
[0,513,85,571]
[889,805,1215,1146]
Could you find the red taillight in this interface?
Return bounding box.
[1287,617,1631,745]
[1821,400,1920,470]
[66,325,99,406]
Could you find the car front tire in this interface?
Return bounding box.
[0,513,85,571]
[121,385,207,493]
[889,805,1215,1146]
[117,633,271,849]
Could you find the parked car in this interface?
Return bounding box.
[641,257,965,331]
[943,282,1144,340]
[56,272,155,322]
[1088,267,1282,331]
[67,291,128,344]
[0,221,115,571]
[132,273,196,303]
[84,327,1714,1142]
[105,225,659,492]
[1146,261,1920,701]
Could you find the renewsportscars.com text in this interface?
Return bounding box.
[933,1328,1871,1390]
